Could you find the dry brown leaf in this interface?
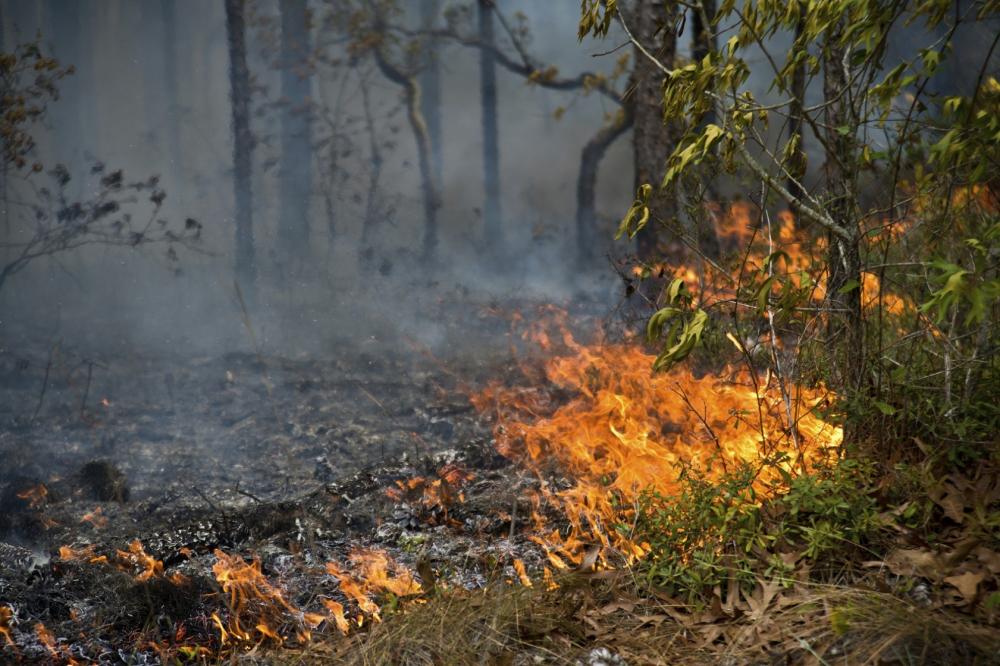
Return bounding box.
[884,548,945,579]
[974,547,1000,575]
[746,579,781,621]
[633,614,668,628]
[943,570,985,604]
[931,481,967,523]
[597,601,636,615]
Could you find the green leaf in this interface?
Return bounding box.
[837,279,860,294]
[873,401,896,416]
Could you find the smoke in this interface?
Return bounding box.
[0,0,640,363]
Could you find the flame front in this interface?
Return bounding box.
[473,312,842,567]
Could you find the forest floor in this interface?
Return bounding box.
[0,299,998,664]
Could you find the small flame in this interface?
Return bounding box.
[115,540,164,582]
[80,507,108,529]
[324,548,422,629]
[385,464,474,521]
[512,559,532,587]
[33,622,78,665]
[16,484,47,509]
[211,549,298,645]
[0,605,14,647]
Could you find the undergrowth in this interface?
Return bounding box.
[631,458,883,604]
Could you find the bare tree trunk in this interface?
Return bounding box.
[577,108,633,264]
[373,48,441,264]
[630,0,679,261]
[690,0,720,259]
[225,0,256,296]
[160,0,184,192]
[419,0,443,186]
[786,10,807,221]
[278,0,312,273]
[478,0,502,254]
[822,25,863,394]
[48,0,88,197]
[359,74,382,249]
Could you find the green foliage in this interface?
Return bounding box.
[633,459,881,603]
[645,278,709,371]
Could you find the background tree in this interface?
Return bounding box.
[225,0,256,296]
[478,0,502,255]
[277,0,313,273]
[0,40,201,293]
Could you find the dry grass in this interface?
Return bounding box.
[257,572,1000,666]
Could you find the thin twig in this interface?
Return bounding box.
[32,340,58,421]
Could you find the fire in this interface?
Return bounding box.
[80,507,108,529]
[210,549,300,645]
[0,606,13,647]
[58,544,103,564]
[472,311,842,567]
[16,484,47,509]
[512,558,532,587]
[324,548,422,627]
[34,622,78,665]
[115,540,163,581]
[385,463,474,520]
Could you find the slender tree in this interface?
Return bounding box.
[576,108,633,263]
[478,0,502,254]
[225,0,256,295]
[277,0,313,271]
[821,21,863,390]
[689,0,720,259]
[372,42,441,263]
[419,0,443,186]
[160,0,184,191]
[414,9,630,264]
[786,8,807,220]
[629,0,680,261]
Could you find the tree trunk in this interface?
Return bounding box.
[690,0,720,259]
[373,48,441,264]
[419,0,443,186]
[160,0,184,191]
[576,107,633,264]
[48,0,88,196]
[478,0,502,254]
[277,0,312,272]
[225,0,256,296]
[786,10,807,221]
[822,25,863,394]
[630,0,679,261]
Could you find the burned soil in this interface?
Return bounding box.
[0,302,603,664]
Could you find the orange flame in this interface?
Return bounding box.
[80,507,108,530]
[472,311,842,567]
[34,622,78,665]
[211,550,297,645]
[0,606,14,647]
[324,548,422,629]
[385,463,474,520]
[16,484,47,509]
[115,540,164,582]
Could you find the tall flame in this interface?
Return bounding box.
[473,310,842,567]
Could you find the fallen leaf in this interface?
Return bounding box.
[974,547,1000,575]
[884,548,945,579]
[944,570,985,604]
